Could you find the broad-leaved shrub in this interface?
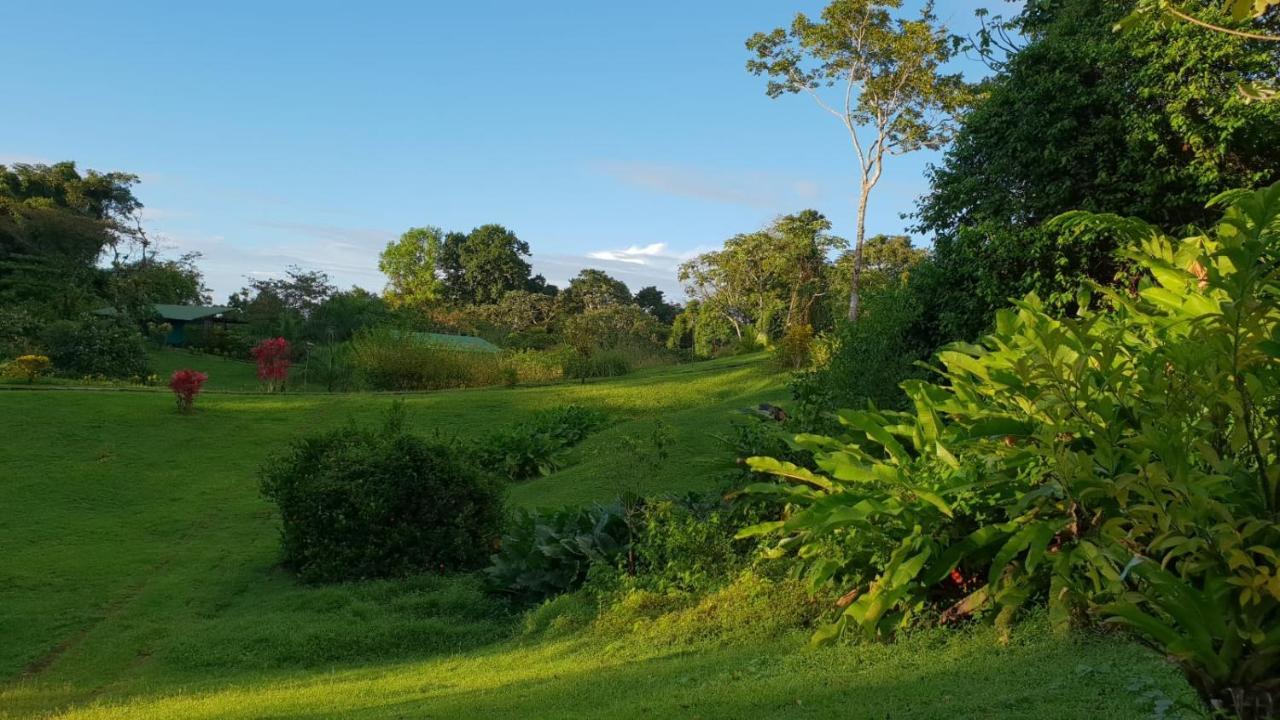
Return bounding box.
[742,184,1280,713]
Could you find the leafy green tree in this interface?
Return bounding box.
[0,162,145,316]
[229,266,336,339]
[561,305,665,354]
[747,0,968,321]
[680,211,844,339]
[914,0,1280,344]
[666,300,739,357]
[1120,0,1280,101]
[106,252,210,316]
[303,288,391,343]
[826,235,925,317]
[525,273,559,297]
[439,224,533,305]
[680,237,773,340]
[559,269,633,314]
[475,290,558,333]
[635,285,679,324]
[771,210,845,330]
[379,227,445,309]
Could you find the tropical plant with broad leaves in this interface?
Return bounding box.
[485,503,630,603]
[740,183,1280,713]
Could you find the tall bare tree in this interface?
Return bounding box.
[747,0,968,321]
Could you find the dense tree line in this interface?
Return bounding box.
[737,0,1280,417]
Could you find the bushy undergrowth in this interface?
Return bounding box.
[746,185,1280,714]
[474,405,608,481]
[789,285,930,430]
[488,489,780,607]
[562,348,631,379]
[486,502,631,604]
[503,347,571,383]
[772,324,815,370]
[351,328,509,391]
[40,315,149,379]
[260,404,505,583]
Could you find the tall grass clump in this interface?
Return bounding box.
[351,327,509,390]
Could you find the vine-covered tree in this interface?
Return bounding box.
[914,0,1280,343]
[747,0,968,321]
[0,162,145,315]
[1120,0,1280,101]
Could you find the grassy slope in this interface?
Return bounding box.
[145,349,262,391]
[0,355,1201,719]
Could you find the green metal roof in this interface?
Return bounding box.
[95,304,235,321]
[412,332,501,353]
[152,304,234,321]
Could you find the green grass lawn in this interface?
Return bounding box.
[145,349,263,391]
[0,355,1202,719]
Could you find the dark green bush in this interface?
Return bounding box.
[0,306,40,359]
[183,323,254,358]
[259,406,505,583]
[790,284,930,431]
[40,315,149,379]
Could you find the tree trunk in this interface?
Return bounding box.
[848,187,871,322]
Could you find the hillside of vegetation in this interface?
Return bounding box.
[0,356,1200,719]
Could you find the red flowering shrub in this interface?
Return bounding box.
[169,369,208,414]
[251,337,292,392]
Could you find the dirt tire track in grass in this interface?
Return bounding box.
[18,513,214,681]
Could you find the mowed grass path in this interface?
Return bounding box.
[0,355,1201,719]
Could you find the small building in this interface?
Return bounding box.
[95,304,239,346]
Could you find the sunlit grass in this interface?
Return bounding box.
[0,355,1201,719]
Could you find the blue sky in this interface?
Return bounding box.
[2,1,999,301]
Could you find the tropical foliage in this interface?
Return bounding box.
[742,184,1280,712]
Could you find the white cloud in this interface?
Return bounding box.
[538,242,708,299]
[587,242,669,265]
[595,161,823,209]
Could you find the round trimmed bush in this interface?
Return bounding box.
[260,407,505,583]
